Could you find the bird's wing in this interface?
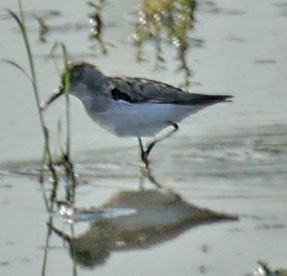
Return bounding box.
[109,77,232,105]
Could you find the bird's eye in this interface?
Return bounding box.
[71,68,82,80]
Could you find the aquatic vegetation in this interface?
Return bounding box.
[88,0,112,55]
[133,0,197,87]
[5,1,77,211]
[254,261,287,276]
[34,15,49,43]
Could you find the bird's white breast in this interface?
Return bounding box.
[88,100,202,137]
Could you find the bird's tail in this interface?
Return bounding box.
[188,94,233,105]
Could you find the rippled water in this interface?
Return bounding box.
[0,0,287,275]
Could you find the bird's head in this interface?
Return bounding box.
[60,62,107,97]
[42,62,108,109]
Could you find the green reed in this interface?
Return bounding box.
[5,1,77,210]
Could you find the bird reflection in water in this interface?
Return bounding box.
[44,189,235,270]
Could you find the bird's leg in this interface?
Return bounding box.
[145,123,179,160]
[138,137,162,189]
[137,123,179,189]
[138,123,178,193]
[138,123,179,170]
[138,137,149,170]
[138,137,154,188]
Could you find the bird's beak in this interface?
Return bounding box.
[40,86,64,111]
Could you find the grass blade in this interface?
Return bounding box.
[8,2,59,209]
[0,59,33,84]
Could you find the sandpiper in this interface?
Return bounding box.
[46,62,232,171]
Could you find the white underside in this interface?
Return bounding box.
[88,100,204,137]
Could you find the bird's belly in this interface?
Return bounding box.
[89,101,200,137]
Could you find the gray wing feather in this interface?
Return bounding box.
[109,77,232,105]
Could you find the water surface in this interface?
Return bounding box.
[0,0,287,275]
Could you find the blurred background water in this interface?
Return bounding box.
[0,0,287,275]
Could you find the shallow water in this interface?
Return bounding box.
[0,0,287,275]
